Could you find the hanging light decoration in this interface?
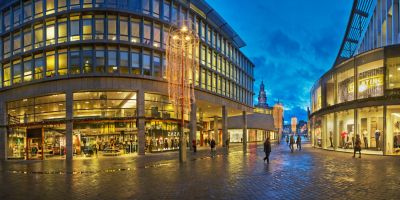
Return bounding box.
[166,21,199,162]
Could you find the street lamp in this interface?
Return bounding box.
[166,21,199,163]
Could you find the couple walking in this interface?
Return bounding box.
[288,135,302,153]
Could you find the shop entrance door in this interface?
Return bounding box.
[26,128,44,160]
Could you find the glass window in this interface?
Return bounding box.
[120,17,129,41]
[130,18,140,43]
[3,36,11,58]
[162,28,168,49]
[143,22,151,45]
[70,16,80,41]
[201,45,206,65]
[144,93,176,119]
[120,50,129,74]
[131,49,140,75]
[107,50,117,73]
[13,32,21,55]
[143,51,151,75]
[83,48,93,73]
[357,59,384,99]
[171,4,178,24]
[357,106,384,152]
[3,63,11,87]
[83,0,93,8]
[82,16,92,40]
[163,1,170,21]
[69,49,81,74]
[34,0,43,18]
[153,0,160,18]
[0,65,2,88]
[58,49,68,75]
[25,27,33,51]
[154,24,161,48]
[57,18,67,43]
[108,15,117,40]
[70,0,80,9]
[14,6,22,27]
[23,57,33,82]
[201,68,206,89]
[46,0,55,15]
[3,10,11,31]
[337,61,355,104]
[46,51,55,77]
[142,0,150,15]
[58,0,67,11]
[95,15,104,39]
[153,53,161,78]
[34,54,44,80]
[95,0,105,8]
[12,60,22,84]
[24,1,33,22]
[95,49,105,72]
[46,21,55,45]
[386,105,400,155]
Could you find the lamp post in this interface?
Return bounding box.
[166,21,199,163]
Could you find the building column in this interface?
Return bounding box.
[242,111,247,151]
[189,102,197,151]
[222,106,228,147]
[0,100,7,160]
[137,90,146,155]
[383,105,387,155]
[333,112,338,150]
[66,91,73,161]
[214,116,219,145]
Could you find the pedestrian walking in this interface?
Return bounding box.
[329,131,333,147]
[225,138,230,149]
[210,138,216,157]
[289,135,295,153]
[286,135,289,145]
[353,134,362,158]
[263,138,272,164]
[296,135,302,150]
[192,139,197,153]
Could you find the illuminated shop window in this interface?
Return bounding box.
[13,32,21,55]
[58,49,68,75]
[163,1,170,21]
[357,106,383,152]
[120,16,129,41]
[153,53,161,78]
[57,18,67,43]
[145,93,176,119]
[131,49,140,75]
[387,56,400,89]
[337,63,354,104]
[69,49,81,74]
[46,21,56,45]
[24,1,33,22]
[95,15,105,39]
[46,51,56,77]
[107,15,117,40]
[82,16,92,40]
[357,60,384,99]
[83,47,93,73]
[130,18,140,43]
[34,54,44,80]
[23,56,33,82]
[143,51,151,75]
[153,0,160,18]
[120,49,129,74]
[70,16,80,41]
[46,0,55,15]
[143,21,151,45]
[34,0,43,18]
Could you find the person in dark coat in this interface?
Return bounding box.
[296,135,302,150]
[353,134,362,158]
[263,138,272,164]
[289,135,295,153]
[210,139,216,157]
[192,139,197,153]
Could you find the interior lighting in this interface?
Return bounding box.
[181,26,188,32]
[397,67,400,71]
[172,35,178,40]
[185,36,191,41]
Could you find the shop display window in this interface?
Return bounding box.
[357,60,384,99]
[144,93,177,119]
[145,121,181,152]
[336,61,354,104]
[336,109,354,149]
[386,106,400,155]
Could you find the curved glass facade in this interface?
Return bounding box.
[0,0,255,160]
[310,46,400,156]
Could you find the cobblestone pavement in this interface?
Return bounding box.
[1,140,400,200]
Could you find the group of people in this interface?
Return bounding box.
[285,134,302,153]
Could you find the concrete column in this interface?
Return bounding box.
[137,89,146,155]
[214,116,219,145]
[66,91,73,161]
[0,100,7,160]
[383,105,387,155]
[189,102,197,150]
[242,111,247,151]
[222,106,228,147]
[333,112,338,150]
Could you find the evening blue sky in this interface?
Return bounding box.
[207,0,353,123]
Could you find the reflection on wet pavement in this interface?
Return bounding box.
[0,141,399,200]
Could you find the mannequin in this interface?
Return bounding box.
[375,129,381,150]
[362,129,368,149]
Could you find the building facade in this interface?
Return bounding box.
[310,0,400,155]
[0,0,254,160]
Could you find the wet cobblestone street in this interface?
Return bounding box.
[1,141,399,200]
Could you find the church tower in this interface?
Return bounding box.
[257,81,268,108]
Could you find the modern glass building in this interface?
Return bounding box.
[310,0,400,156]
[0,0,255,160]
